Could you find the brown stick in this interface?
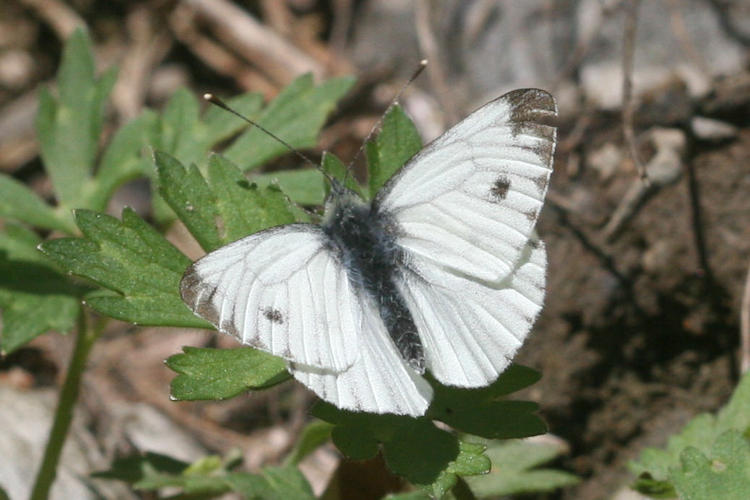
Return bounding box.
[621,0,648,183]
[185,0,324,85]
[414,0,461,124]
[741,262,750,374]
[18,0,84,39]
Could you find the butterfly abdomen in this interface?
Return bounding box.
[321,194,425,372]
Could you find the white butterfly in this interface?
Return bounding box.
[181,89,557,416]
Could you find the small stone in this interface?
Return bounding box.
[587,143,622,182]
[690,116,738,142]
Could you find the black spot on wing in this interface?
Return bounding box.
[262,307,285,324]
[490,176,511,200]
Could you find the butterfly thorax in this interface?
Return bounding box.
[321,185,425,373]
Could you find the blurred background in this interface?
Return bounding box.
[0,0,748,498]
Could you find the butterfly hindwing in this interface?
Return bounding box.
[289,289,433,416]
[397,239,547,387]
[181,225,360,372]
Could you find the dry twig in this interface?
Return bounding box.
[621,0,648,183]
[185,0,324,85]
[112,6,173,121]
[741,262,750,373]
[414,0,461,124]
[18,0,84,39]
[170,5,277,96]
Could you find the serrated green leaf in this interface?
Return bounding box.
[89,110,159,211]
[428,366,546,439]
[166,347,289,401]
[284,420,334,466]
[207,155,296,242]
[366,105,422,198]
[156,151,298,252]
[0,174,75,233]
[253,168,327,206]
[225,74,355,171]
[670,430,750,500]
[464,438,579,496]
[37,29,117,208]
[155,151,222,251]
[0,224,84,353]
[39,208,204,326]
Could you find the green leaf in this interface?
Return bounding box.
[385,422,459,484]
[321,151,364,198]
[629,371,750,497]
[158,88,201,163]
[464,438,579,496]
[670,430,750,500]
[284,420,334,466]
[154,151,223,251]
[0,484,9,500]
[253,168,326,206]
[314,403,485,488]
[92,452,188,484]
[39,208,206,327]
[0,174,75,233]
[166,347,289,401]
[717,369,750,435]
[95,452,315,500]
[0,224,84,354]
[36,29,117,208]
[429,441,491,498]
[207,155,296,242]
[366,105,422,198]
[428,365,547,439]
[156,152,297,252]
[203,92,265,146]
[89,110,159,211]
[224,74,355,171]
[331,424,379,461]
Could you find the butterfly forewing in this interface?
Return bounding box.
[377,89,556,284]
[181,225,360,372]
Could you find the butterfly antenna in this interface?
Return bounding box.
[343,59,428,182]
[203,93,336,185]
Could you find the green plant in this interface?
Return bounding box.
[629,371,750,499]
[0,28,575,500]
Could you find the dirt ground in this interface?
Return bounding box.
[0,2,749,499]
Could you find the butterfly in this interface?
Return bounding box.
[180,89,557,416]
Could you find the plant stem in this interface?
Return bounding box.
[29,311,102,500]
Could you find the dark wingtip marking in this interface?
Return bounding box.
[179,265,201,308]
[490,176,511,200]
[180,264,223,328]
[502,89,558,163]
[262,307,285,324]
